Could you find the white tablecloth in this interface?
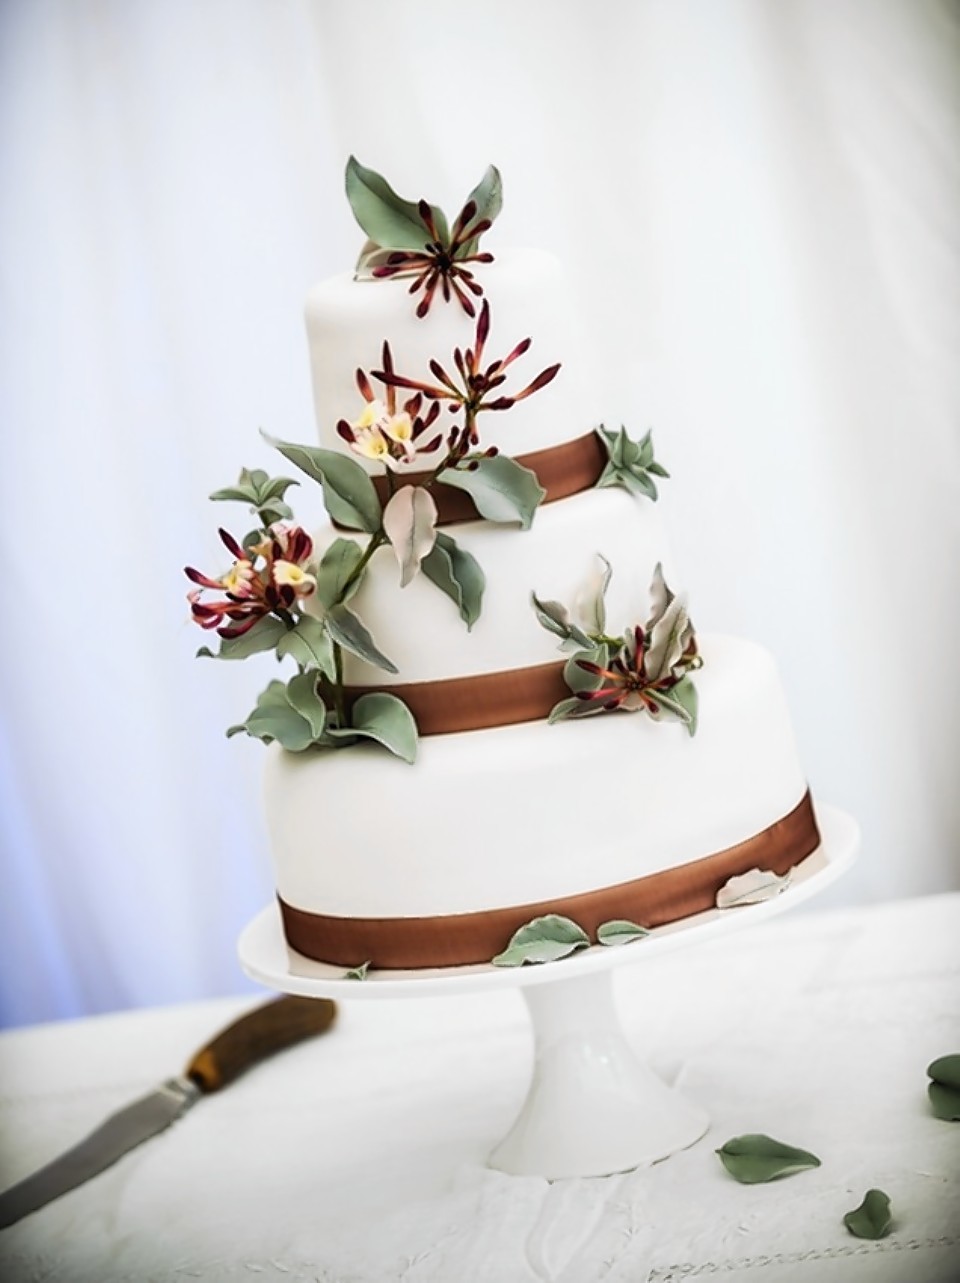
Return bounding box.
[1,894,958,1282]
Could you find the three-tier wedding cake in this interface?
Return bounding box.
[187,160,820,971]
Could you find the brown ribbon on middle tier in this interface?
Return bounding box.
[345,660,569,736]
[335,429,606,528]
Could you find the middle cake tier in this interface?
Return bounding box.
[310,483,675,685]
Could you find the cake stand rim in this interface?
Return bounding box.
[237,802,859,1000]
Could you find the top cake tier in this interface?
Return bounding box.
[304,248,591,458]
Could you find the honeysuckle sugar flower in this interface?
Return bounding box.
[373,299,560,453]
[575,625,695,714]
[185,525,317,638]
[337,344,443,471]
[370,198,495,319]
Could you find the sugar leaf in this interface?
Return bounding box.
[716,1134,821,1183]
[492,915,590,967]
[597,920,650,946]
[844,1189,892,1239]
[716,868,791,909]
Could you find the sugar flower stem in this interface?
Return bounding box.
[333,643,346,725]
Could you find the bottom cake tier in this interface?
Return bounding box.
[263,635,818,968]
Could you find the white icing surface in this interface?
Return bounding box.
[314,485,675,685]
[304,249,591,459]
[264,636,808,918]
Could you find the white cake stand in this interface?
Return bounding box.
[238,804,859,1180]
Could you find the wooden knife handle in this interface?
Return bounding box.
[185,996,337,1093]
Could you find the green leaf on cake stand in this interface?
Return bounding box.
[324,692,418,765]
[197,616,286,661]
[492,915,591,967]
[325,603,398,674]
[383,485,439,587]
[421,532,485,629]
[716,867,792,909]
[843,1189,893,1240]
[263,433,382,533]
[275,616,336,678]
[597,920,651,946]
[439,456,545,529]
[716,1135,821,1184]
[345,961,371,981]
[314,539,365,609]
[345,155,438,252]
[227,680,320,752]
[596,426,669,500]
[927,1054,960,1120]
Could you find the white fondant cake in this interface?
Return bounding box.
[183,160,820,970]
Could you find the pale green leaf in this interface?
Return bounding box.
[492,915,590,967]
[844,1190,892,1240]
[461,164,503,254]
[420,532,485,628]
[315,538,365,610]
[439,456,545,528]
[383,485,438,587]
[531,593,593,648]
[196,616,286,661]
[716,867,791,909]
[227,681,315,750]
[283,672,327,739]
[275,615,336,678]
[325,604,398,674]
[716,1135,821,1184]
[326,692,418,764]
[575,554,612,636]
[597,920,650,946]
[345,156,433,251]
[345,961,371,980]
[263,433,381,533]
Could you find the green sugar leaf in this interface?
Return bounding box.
[927,1054,960,1091]
[325,603,398,674]
[275,615,336,678]
[345,961,371,980]
[492,915,590,967]
[196,615,286,661]
[345,156,433,252]
[264,433,381,533]
[844,1189,892,1240]
[315,538,365,610]
[716,1135,821,1184]
[228,680,316,752]
[439,455,545,529]
[597,920,650,946]
[326,692,418,764]
[421,531,485,629]
[461,165,503,255]
[283,672,327,739]
[928,1082,960,1121]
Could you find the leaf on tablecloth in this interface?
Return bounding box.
[844,1189,892,1239]
[927,1054,960,1120]
[716,1134,821,1183]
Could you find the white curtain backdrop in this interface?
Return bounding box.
[1,0,957,1027]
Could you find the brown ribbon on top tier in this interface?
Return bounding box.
[335,430,606,528]
[344,661,568,737]
[278,790,821,969]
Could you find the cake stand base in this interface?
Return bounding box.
[489,969,708,1178]
[238,804,858,1180]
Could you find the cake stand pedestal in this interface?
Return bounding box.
[238,804,858,1180]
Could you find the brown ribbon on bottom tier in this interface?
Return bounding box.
[278,789,820,969]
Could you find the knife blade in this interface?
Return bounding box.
[0,994,336,1230]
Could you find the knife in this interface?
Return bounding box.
[0,994,336,1230]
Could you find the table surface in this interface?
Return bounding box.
[1,894,958,1283]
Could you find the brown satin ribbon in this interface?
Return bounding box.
[344,661,568,736]
[335,430,606,528]
[278,790,821,969]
